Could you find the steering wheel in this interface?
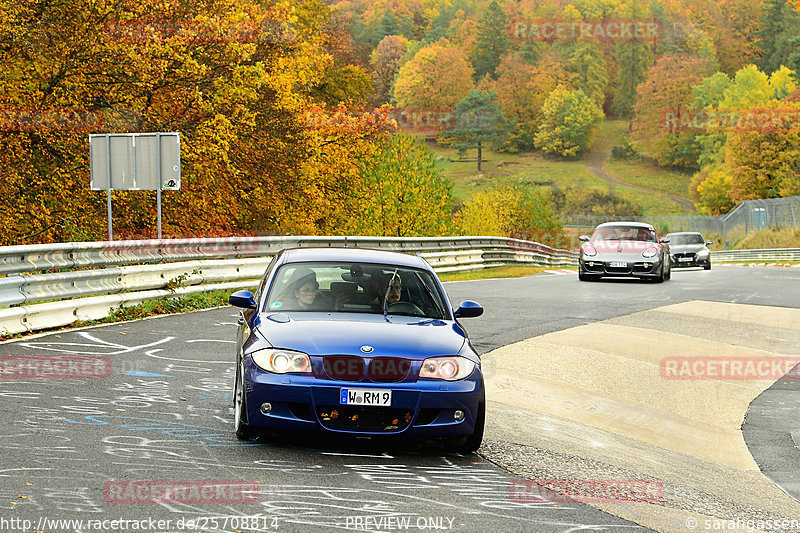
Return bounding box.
[387,301,424,316]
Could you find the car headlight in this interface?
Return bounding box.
[252,349,312,374]
[642,247,659,258]
[582,244,597,257]
[419,356,475,381]
[697,249,710,258]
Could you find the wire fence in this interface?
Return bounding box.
[561,196,800,248]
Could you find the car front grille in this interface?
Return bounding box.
[322,355,366,380]
[317,406,414,431]
[321,355,411,383]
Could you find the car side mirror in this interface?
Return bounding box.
[454,300,483,319]
[706,241,714,246]
[578,235,590,242]
[659,238,670,244]
[229,290,257,309]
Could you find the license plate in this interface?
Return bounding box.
[340,388,391,406]
[609,262,627,268]
[678,257,693,262]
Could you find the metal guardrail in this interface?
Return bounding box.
[1,235,796,337]
[0,237,577,336]
[0,236,535,276]
[711,249,800,262]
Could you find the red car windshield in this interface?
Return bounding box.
[591,226,658,243]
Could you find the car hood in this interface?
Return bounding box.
[588,240,658,256]
[255,313,467,358]
[670,244,706,253]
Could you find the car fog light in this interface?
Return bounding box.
[260,402,272,414]
[453,410,465,421]
[643,263,650,268]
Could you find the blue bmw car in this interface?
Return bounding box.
[228,248,485,452]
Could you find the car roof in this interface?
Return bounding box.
[665,231,702,235]
[595,222,655,230]
[280,247,429,269]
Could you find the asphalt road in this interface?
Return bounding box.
[1,265,798,533]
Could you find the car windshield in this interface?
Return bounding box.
[668,234,705,245]
[265,261,448,319]
[591,226,657,243]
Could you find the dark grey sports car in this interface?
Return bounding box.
[578,222,671,282]
[665,232,713,270]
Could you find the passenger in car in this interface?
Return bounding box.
[286,272,329,310]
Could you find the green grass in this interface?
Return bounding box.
[429,120,690,215]
[438,265,554,282]
[732,227,800,250]
[103,290,232,322]
[588,119,630,154]
[430,142,596,201]
[605,158,693,198]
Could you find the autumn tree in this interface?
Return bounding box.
[469,0,510,81]
[567,42,608,107]
[393,39,474,109]
[440,90,509,172]
[344,133,455,237]
[492,53,573,151]
[457,182,561,245]
[694,169,736,215]
[0,0,396,244]
[631,55,715,168]
[611,0,654,118]
[756,0,800,75]
[535,88,604,159]
[725,100,800,201]
[370,35,408,105]
[562,187,643,217]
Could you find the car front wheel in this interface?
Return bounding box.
[234,365,254,440]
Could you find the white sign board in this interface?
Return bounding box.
[90,133,180,190]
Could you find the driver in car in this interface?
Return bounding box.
[368,273,402,310]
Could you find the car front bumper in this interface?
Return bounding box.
[579,256,664,278]
[241,357,483,439]
[671,255,710,268]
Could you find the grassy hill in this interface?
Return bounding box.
[428,120,695,216]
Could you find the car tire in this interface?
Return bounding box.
[664,261,671,281]
[234,366,255,441]
[654,263,665,283]
[704,264,711,270]
[578,271,595,282]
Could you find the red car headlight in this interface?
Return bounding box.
[642,246,659,258]
[582,244,598,257]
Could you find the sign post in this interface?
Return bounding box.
[89,132,181,241]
